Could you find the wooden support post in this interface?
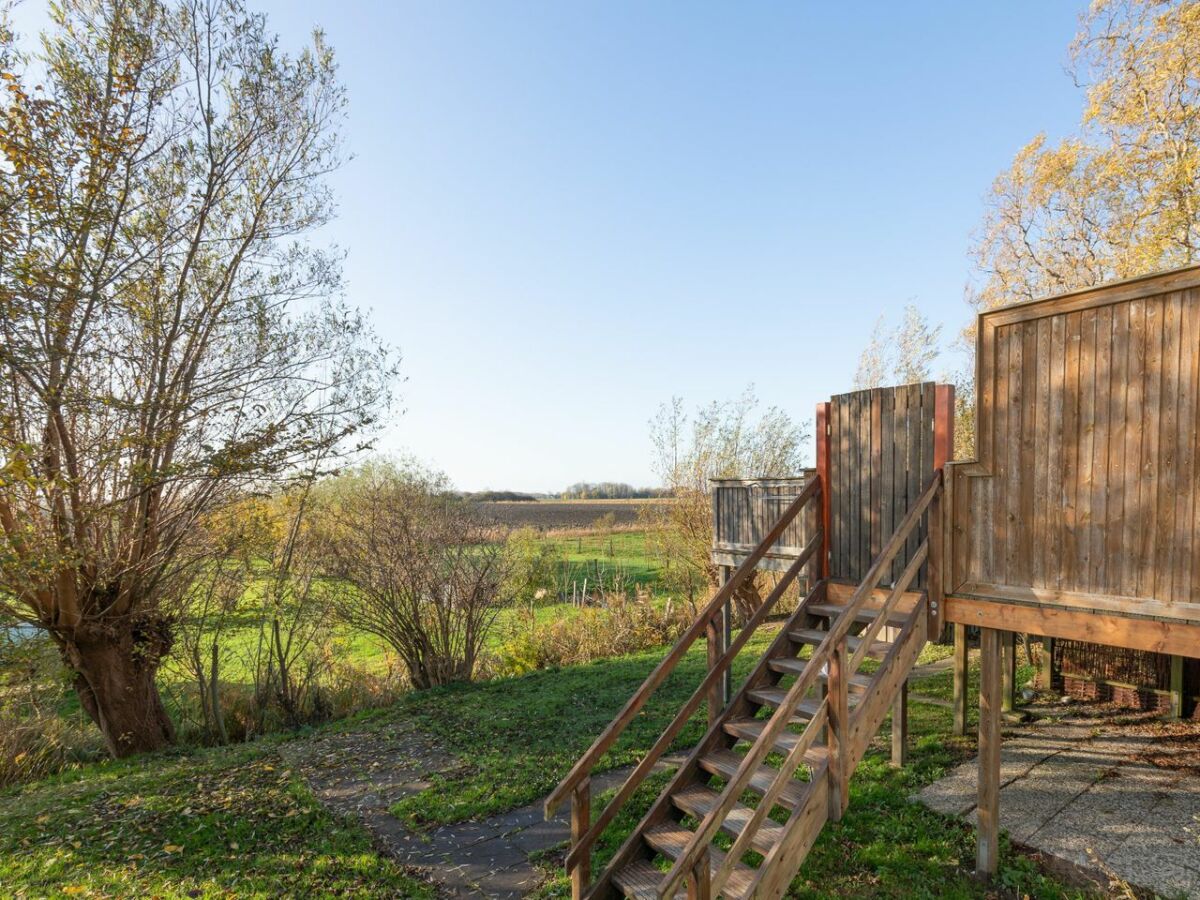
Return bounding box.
[1035,636,1055,691]
[570,776,591,900]
[1001,631,1016,713]
[977,628,1002,878]
[827,640,849,820]
[687,847,711,900]
[953,623,969,736]
[816,401,832,580]
[1170,655,1185,720]
[891,681,908,768]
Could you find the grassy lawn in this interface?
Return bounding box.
[367,631,1088,899]
[0,742,433,900]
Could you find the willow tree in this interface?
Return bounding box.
[973,0,1200,309]
[0,1,395,756]
[961,0,1200,456]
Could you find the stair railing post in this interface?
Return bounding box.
[827,637,849,821]
[570,776,591,900]
[686,846,711,900]
[706,604,725,728]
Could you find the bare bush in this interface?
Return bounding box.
[644,388,808,621]
[490,590,695,676]
[314,462,512,690]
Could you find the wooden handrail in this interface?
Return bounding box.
[544,475,821,818]
[563,528,822,872]
[659,469,943,899]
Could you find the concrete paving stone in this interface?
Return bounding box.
[482,802,548,835]
[506,816,571,853]
[451,835,533,871]
[1106,827,1200,898]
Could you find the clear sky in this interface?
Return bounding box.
[20,2,1091,492]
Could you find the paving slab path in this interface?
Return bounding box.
[916,714,1200,898]
[281,721,684,898]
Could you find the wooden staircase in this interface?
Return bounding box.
[545,470,945,900]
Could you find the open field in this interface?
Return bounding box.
[474,499,670,531]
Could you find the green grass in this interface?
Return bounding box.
[549,530,662,589]
[380,626,782,826]
[369,636,1091,899]
[0,741,433,900]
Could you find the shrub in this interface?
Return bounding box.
[0,630,104,787]
[504,526,564,603]
[490,590,695,676]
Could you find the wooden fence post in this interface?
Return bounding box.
[977,628,1002,877]
[929,384,954,635]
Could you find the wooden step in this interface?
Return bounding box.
[788,627,892,658]
[723,717,829,766]
[612,857,754,900]
[698,749,811,810]
[644,823,756,896]
[671,782,784,857]
[807,601,910,628]
[746,689,842,721]
[767,656,874,691]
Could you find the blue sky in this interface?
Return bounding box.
[21,2,1090,492]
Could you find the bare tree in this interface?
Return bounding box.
[314,462,511,691]
[0,1,396,756]
[644,388,808,621]
[854,306,942,389]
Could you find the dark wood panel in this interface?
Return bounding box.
[827,384,939,584]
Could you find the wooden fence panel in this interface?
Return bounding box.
[827,383,939,585]
[948,268,1200,624]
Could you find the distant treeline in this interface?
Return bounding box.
[559,482,672,500]
[462,490,539,502]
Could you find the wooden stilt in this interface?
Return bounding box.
[1035,636,1054,691]
[1001,631,1016,713]
[977,627,1002,877]
[1170,655,1185,720]
[953,623,968,736]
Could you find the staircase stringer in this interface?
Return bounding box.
[847,594,929,768]
[584,580,830,900]
[741,593,930,900]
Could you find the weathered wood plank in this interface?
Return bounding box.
[1154,293,1181,601]
[1077,306,1097,590]
[1105,302,1128,597]
[1090,305,1111,592]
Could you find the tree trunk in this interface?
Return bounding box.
[62,623,176,758]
